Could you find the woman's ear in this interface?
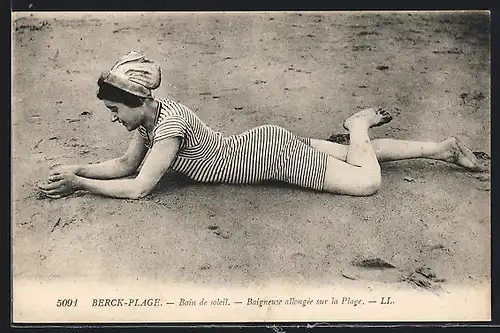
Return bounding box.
[142,97,155,107]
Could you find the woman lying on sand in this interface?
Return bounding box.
[38,51,484,199]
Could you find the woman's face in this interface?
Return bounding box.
[103,100,142,132]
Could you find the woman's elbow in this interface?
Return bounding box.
[129,185,153,199]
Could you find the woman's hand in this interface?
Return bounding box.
[49,164,80,176]
[37,173,81,199]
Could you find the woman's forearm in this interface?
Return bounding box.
[74,157,137,179]
[75,176,147,199]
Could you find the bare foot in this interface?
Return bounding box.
[436,137,487,172]
[343,107,393,131]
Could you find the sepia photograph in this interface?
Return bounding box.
[11,10,491,323]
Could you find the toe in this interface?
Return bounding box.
[378,110,391,120]
[381,111,392,120]
[456,142,487,172]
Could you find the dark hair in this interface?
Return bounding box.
[96,77,145,108]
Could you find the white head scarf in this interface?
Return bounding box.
[100,51,161,98]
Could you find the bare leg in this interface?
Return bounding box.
[321,108,392,196]
[310,137,483,171]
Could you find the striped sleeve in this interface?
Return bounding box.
[152,115,188,145]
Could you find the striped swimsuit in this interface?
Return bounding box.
[138,98,329,191]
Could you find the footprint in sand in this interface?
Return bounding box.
[341,257,402,283]
[207,225,231,239]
